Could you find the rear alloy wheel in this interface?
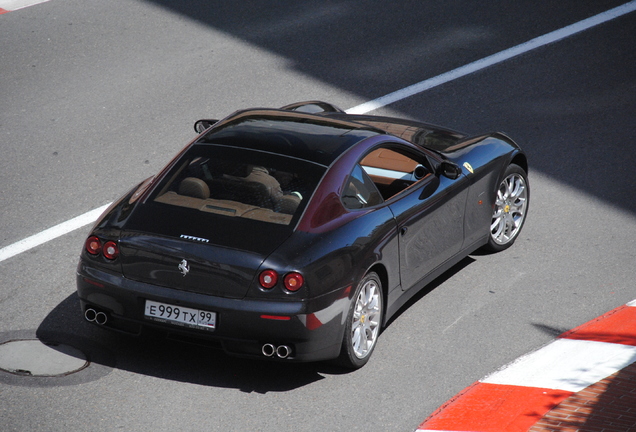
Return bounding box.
[338,272,383,369]
[486,164,529,252]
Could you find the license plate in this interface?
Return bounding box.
[144,300,216,330]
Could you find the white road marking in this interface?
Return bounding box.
[0,0,50,12]
[346,1,636,114]
[481,338,636,392]
[1,1,635,263]
[0,204,111,263]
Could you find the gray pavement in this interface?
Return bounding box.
[1,2,635,431]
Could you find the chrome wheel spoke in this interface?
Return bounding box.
[360,328,369,351]
[503,180,512,200]
[368,309,380,324]
[510,181,524,200]
[352,327,362,353]
[491,213,502,229]
[491,218,503,238]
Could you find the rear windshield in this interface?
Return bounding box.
[149,144,325,227]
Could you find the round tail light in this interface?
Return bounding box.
[102,241,119,260]
[259,270,278,289]
[284,272,304,292]
[86,236,101,255]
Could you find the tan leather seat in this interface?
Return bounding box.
[179,177,210,199]
[244,166,284,204]
[207,176,273,208]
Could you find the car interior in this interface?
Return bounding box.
[153,156,310,225]
[346,147,430,208]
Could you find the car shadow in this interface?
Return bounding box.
[35,293,347,393]
[384,255,475,329]
[35,257,475,390]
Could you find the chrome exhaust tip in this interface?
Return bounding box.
[262,343,275,357]
[95,311,108,325]
[84,308,97,322]
[276,345,291,359]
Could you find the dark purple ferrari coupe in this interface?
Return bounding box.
[77,101,529,368]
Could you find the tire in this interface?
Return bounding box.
[337,272,383,369]
[485,163,529,252]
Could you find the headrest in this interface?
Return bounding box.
[229,164,253,178]
[179,177,210,199]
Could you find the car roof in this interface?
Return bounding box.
[195,109,383,167]
[322,113,466,152]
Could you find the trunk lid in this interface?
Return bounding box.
[119,231,270,299]
[117,200,295,299]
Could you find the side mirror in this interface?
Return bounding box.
[438,161,462,180]
[194,119,219,134]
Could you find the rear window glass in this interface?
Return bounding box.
[150,144,325,226]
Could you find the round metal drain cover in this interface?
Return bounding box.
[0,339,88,377]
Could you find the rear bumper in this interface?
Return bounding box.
[76,262,346,362]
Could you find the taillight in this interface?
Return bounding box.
[259,269,278,289]
[102,241,119,260]
[86,236,101,255]
[85,236,119,260]
[284,272,304,292]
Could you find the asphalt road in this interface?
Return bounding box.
[1,1,635,431]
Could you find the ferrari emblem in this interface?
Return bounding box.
[178,259,190,277]
[504,205,510,213]
[463,162,474,174]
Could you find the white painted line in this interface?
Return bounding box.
[482,338,636,392]
[0,0,50,12]
[0,204,111,263]
[346,0,636,115]
[2,2,635,262]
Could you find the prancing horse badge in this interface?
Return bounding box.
[178,259,190,277]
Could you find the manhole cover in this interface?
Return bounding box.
[0,339,88,377]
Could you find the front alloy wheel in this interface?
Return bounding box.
[487,164,529,251]
[338,272,383,369]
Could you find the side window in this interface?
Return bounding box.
[342,164,384,209]
[360,146,431,200]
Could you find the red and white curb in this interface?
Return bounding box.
[0,0,50,14]
[417,299,636,432]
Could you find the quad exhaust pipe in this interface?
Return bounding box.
[262,343,292,359]
[262,343,275,357]
[276,345,291,359]
[84,308,108,325]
